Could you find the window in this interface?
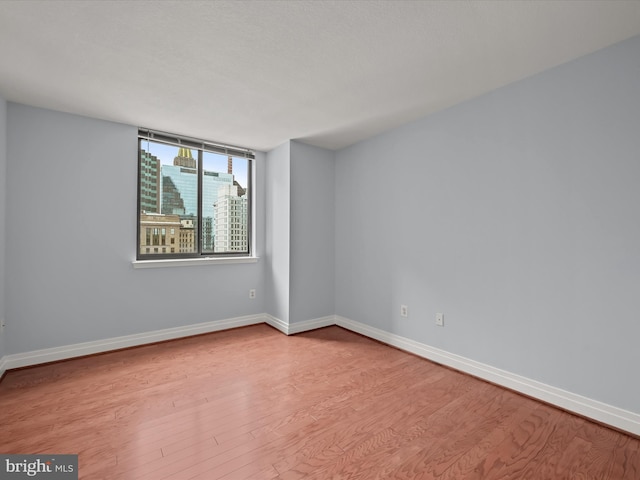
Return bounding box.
[137,129,253,260]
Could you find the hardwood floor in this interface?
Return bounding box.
[1,324,638,479]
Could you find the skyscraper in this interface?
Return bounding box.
[214,184,248,253]
[139,149,161,213]
[161,148,235,251]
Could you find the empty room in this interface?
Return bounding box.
[0,1,639,478]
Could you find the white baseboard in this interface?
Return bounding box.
[265,314,336,335]
[1,314,266,372]
[335,315,640,437]
[289,315,337,334]
[1,313,638,436]
[264,314,289,334]
[0,355,8,380]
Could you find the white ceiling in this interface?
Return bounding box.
[1,1,639,152]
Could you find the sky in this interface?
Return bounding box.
[141,139,249,189]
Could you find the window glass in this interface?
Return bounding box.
[138,134,252,259]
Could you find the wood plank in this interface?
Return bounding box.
[1,324,638,479]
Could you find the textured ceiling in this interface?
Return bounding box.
[1,0,639,152]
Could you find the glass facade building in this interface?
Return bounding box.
[161,165,234,251]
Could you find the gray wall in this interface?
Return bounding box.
[0,96,6,359]
[289,141,335,323]
[335,36,640,413]
[5,104,266,354]
[265,141,290,322]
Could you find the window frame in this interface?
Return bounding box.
[136,128,254,261]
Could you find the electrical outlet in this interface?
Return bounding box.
[400,305,408,318]
[436,312,444,326]
[249,289,256,299]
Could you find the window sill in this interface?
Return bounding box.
[132,256,259,269]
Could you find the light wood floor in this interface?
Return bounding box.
[1,324,638,479]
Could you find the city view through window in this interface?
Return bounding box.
[138,138,251,258]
